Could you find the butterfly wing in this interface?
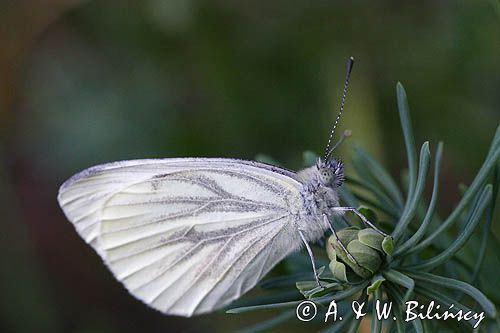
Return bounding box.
[58,158,306,316]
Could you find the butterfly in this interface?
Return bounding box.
[58,57,386,317]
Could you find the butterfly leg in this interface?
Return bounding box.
[322,214,359,265]
[332,207,388,236]
[298,228,324,287]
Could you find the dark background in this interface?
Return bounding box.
[1,1,499,332]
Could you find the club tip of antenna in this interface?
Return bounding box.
[346,57,355,73]
[343,129,352,137]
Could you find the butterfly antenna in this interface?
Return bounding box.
[325,129,352,160]
[324,56,354,161]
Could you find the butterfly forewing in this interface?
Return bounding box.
[58,158,305,316]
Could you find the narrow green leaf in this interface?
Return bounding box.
[338,185,360,209]
[392,141,431,240]
[357,207,378,224]
[236,310,295,333]
[406,185,492,271]
[355,294,370,332]
[312,281,369,304]
[422,318,433,333]
[260,273,313,289]
[320,310,355,333]
[226,300,302,314]
[350,190,399,219]
[346,314,363,333]
[371,287,383,333]
[411,318,424,333]
[353,146,405,209]
[382,269,414,303]
[350,157,402,216]
[395,142,443,257]
[471,162,499,284]
[385,284,406,333]
[367,274,385,294]
[226,290,302,314]
[296,280,343,299]
[405,271,496,317]
[397,82,418,202]
[388,283,423,333]
[414,126,500,250]
[230,282,368,313]
[415,285,478,329]
[296,281,321,294]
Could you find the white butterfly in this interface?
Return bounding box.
[57,57,385,317]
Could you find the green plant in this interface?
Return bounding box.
[226,83,500,332]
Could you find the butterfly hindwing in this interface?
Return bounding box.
[58,158,305,316]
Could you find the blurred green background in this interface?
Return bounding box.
[1,1,499,332]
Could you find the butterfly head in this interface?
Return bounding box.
[316,157,344,188]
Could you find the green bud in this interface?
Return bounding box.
[382,236,395,256]
[329,260,348,282]
[327,227,390,281]
[347,240,382,274]
[367,275,385,295]
[337,227,360,244]
[326,236,337,261]
[358,228,384,252]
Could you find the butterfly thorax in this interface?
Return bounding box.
[294,158,344,241]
